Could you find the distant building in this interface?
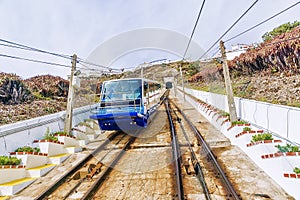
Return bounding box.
[226,43,253,60]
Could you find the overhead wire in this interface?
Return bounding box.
[0,53,71,68]
[0,37,126,73]
[182,0,206,60]
[76,58,122,71]
[224,1,300,43]
[0,38,71,60]
[198,0,259,60]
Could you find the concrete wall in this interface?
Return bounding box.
[177,90,300,200]
[181,87,300,144]
[0,105,97,155]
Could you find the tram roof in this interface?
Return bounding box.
[103,78,160,84]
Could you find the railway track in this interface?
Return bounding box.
[34,131,137,200]
[167,98,241,200]
[15,92,241,200]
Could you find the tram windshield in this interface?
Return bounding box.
[102,79,142,101]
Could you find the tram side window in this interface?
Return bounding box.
[144,82,148,97]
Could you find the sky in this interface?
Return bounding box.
[0,0,299,79]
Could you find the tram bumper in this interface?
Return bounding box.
[90,112,147,131]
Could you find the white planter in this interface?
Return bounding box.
[57,135,80,147]
[0,167,26,184]
[34,140,67,156]
[9,153,48,169]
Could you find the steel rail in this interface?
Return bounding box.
[165,99,185,200]
[172,101,241,200]
[34,131,121,200]
[61,134,128,199]
[170,101,211,200]
[81,134,137,200]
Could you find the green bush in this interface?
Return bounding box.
[43,127,58,141]
[275,144,299,153]
[251,133,273,143]
[219,111,229,117]
[231,120,247,126]
[0,156,21,165]
[53,131,67,135]
[293,167,300,174]
[15,146,40,153]
[243,127,251,132]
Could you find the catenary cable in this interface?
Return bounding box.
[0,53,71,68]
[198,0,259,60]
[0,38,71,59]
[182,0,206,60]
[224,1,300,43]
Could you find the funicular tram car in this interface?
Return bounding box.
[90,78,163,130]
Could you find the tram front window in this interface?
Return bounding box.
[102,80,142,101]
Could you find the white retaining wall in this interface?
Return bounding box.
[181,87,300,144]
[0,105,97,155]
[177,89,300,199]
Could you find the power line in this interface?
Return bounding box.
[0,38,71,60]
[183,0,206,59]
[198,0,259,60]
[224,1,300,43]
[0,53,71,68]
[76,58,119,71]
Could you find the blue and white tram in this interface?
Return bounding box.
[90,78,163,130]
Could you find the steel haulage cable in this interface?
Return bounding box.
[198,0,259,60]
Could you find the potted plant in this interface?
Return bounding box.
[14,146,40,153]
[53,131,81,151]
[0,156,27,186]
[251,133,273,143]
[33,128,66,157]
[9,146,48,169]
[283,167,300,179]
[0,156,21,166]
[275,144,300,156]
[227,120,251,131]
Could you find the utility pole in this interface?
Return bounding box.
[179,63,185,101]
[141,66,143,78]
[64,54,77,135]
[220,41,237,122]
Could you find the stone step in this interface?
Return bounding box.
[48,154,70,164]
[65,146,82,154]
[27,164,56,177]
[0,177,36,196]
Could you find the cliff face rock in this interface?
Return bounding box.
[0,73,32,104]
[24,75,69,98]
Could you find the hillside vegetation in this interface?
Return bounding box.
[188,24,300,106]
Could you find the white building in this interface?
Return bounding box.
[226,43,253,60]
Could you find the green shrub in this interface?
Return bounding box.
[231,120,247,126]
[0,156,21,165]
[293,167,300,174]
[43,127,58,141]
[275,144,299,153]
[53,131,67,135]
[219,111,229,117]
[243,127,251,132]
[251,133,273,143]
[15,146,40,153]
